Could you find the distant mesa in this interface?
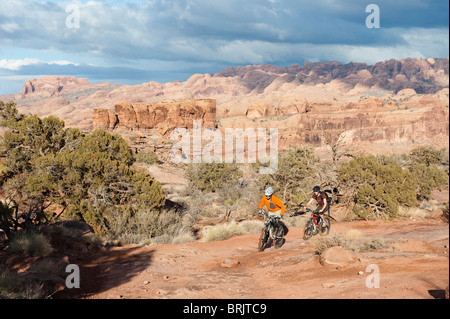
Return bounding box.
[93,99,217,133]
[1,57,448,155]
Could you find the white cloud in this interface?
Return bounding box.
[0,23,20,33]
[0,58,80,70]
[0,58,42,70]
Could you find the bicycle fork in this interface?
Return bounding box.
[312,215,324,231]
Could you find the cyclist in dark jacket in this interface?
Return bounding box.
[306,186,329,230]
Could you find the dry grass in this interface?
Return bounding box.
[0,263,45,299]
[7,230,54,257]
[200,220,265,242]
[346,229,363,240]
[313,233,388,254]
[107,209,195,245]
[398,206,428,219]
[201,222,243,242]
[313,234,352,254]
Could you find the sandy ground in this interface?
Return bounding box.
[57,216,449,300]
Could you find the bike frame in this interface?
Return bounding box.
[261,212,281,240]
[258,211,285,251]
[311,212,322,226]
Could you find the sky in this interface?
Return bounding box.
[0,0,448,94]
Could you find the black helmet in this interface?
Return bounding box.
[313,186,320,192]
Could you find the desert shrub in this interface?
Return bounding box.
[200,220,267,242]
[200,222,243,242]
[106,209,191,245]
[443,202,449,222]
[237,220,264,234]
[0,201,14,240]
[0,263,45,299]
[0,100,24,127]
[0,103,165,238]
[397,206,428,219]
[257,146,319,207]
[0,264,17,298]
[314,233,387,254]
[408,163,448,200]
[439,148,449,175]
[134,150,159,165]
[186,162,243,193]
[7,230,53,257]
[313,234,351,254]
[217,177,262,220]
[409,146,442,166]
[338,155,417,219]
[358,238,387,252]
[80,233,104,246]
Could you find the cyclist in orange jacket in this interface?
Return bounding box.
[258,187,286,218]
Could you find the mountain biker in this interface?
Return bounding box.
[305,186,328,230]
[258,187,286,218]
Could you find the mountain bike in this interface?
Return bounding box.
[258,211,285,251]
[303,208,331,240]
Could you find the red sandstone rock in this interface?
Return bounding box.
[93,99,217,132]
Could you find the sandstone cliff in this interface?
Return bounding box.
[93,99,217,132]
[1,58,448,156]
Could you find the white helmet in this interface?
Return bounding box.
[265,187,274,196]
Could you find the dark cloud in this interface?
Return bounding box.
[0,0,448,94]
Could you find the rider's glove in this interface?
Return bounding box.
[258,209,263,214]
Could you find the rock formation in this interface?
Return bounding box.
[93,99,217,132]
[1,58,448,155]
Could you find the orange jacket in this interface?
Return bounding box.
[258,194,286,215]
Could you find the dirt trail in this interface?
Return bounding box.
[60,217,449,300]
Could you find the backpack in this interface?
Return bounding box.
[322,191,332,206]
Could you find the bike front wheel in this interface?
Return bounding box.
[258,227,269,251]
[303,219,313,240]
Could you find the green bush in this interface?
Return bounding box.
[409,163,448,200]
[0,101,165,238]
[186,162,243,193]
[134,150,159,165]
[257,146,319,207]
[338,155,417,219]
[410,146,442,166]
[7,230,54,257]
[405,146,448,200]
[0,100,24,127]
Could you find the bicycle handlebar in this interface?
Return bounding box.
[304,208,320,214]
[258,211,281,219]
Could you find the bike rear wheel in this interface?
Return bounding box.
[303,219,313,240]
[273,225,285,249]
[258,227,269,251]
[320,217,331,236]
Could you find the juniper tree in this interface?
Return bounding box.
[0,101,165,238]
